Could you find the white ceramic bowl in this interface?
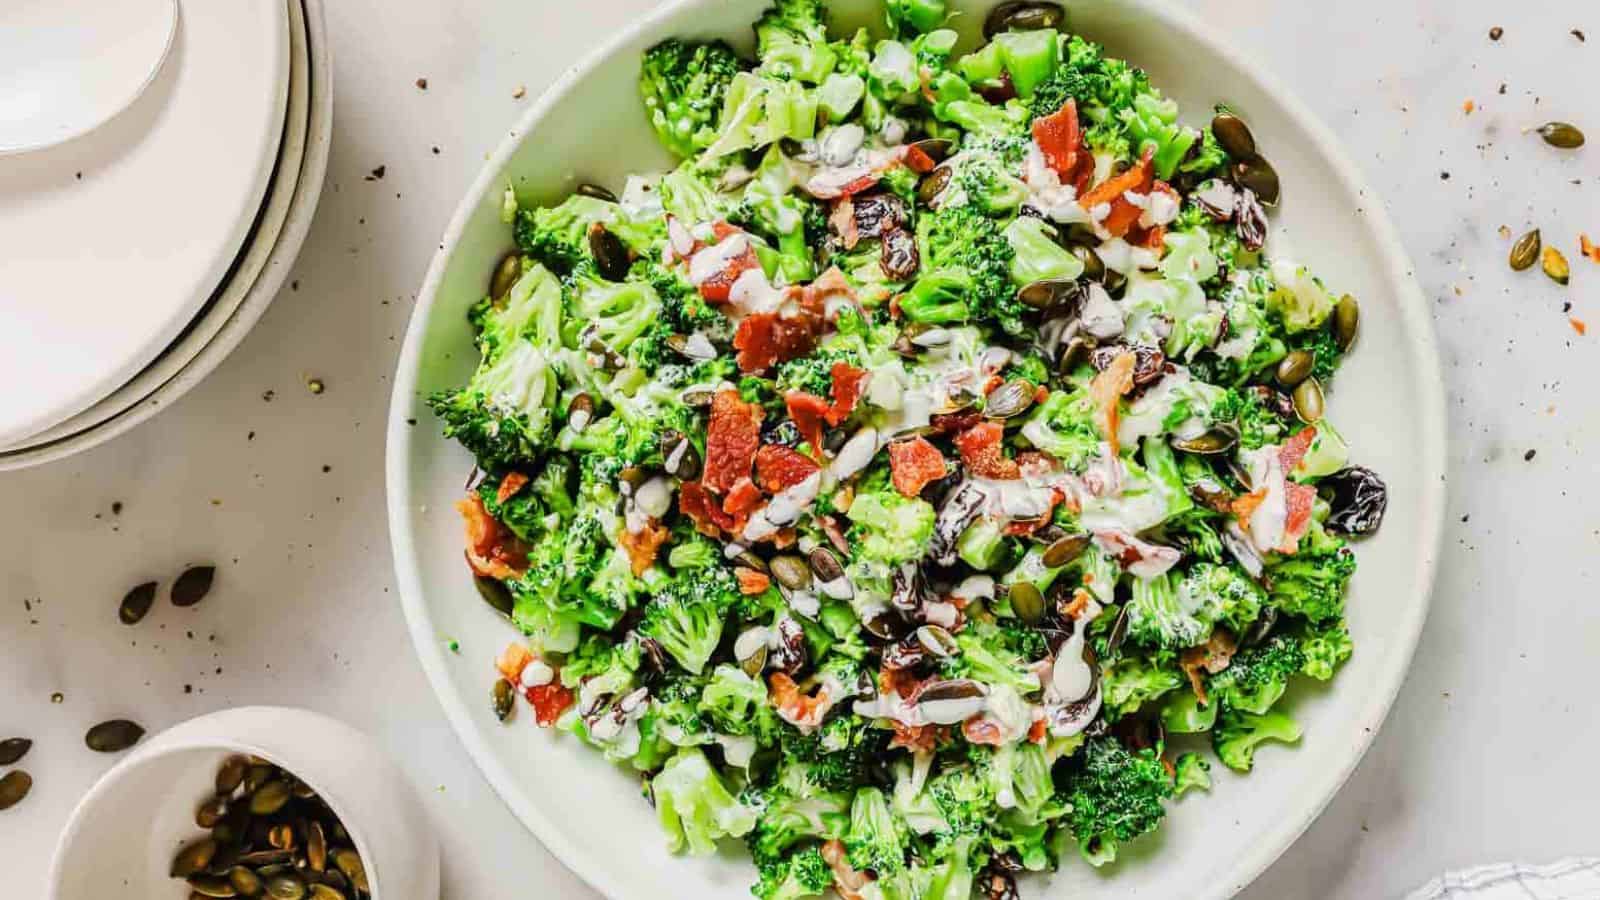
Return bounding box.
[48,706,438,900]
[387,1,1447,898]
[0,0,333,472]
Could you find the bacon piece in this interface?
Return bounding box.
[890,721,940,752]
[1278,425,1318,475]
[1093,530,1182,578]
[837,174,880,197]
[821,840,871,900]
[1027,716,1048,745]
[1179,629,1239,704]
[954,421,1021,480]
[678,482,729,536]
[1128,223,1166,251]
[784,390,832,460]
[1080,149,1156,238]
[457,494,529,579]
[1032,98,1088,186]
[736,568,773,595]
[902,144,938,174]
[696,245,761,304]
[495,471,530,504]
[702,389,764,494]
[755,443,822,493]
[1016,451,1057,480]
[618,519,669,576]
[1279,482,1317,553]
[887,436,948,498]
[827,362,869,425]
[930,408,983,435]
[962,717,1007,746]
[769,672,836,728]
[1089,351,1136,455]
[722,476,765,518]
[1231,488,1268,523]
[733,312,820,373]
[526,682,575,727]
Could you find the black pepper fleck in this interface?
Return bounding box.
[112,501,123,515]
[262,390,275,402]
[1524,449,1536,461]
[1573,29,1586,42]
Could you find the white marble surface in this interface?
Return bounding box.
[2,1,1596,897]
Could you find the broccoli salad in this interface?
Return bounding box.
[431,1,1390,897]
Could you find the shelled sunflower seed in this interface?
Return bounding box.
[168,755,372,899]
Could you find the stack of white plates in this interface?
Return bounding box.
[0,0,332,469]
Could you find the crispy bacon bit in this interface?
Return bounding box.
[496,643,533,683]
[619,518,669,576]
[696,243,762,304]
[678,482,728,536]
[1079,149,1155,238]
[755,443,822,493]
[962,717,1007,746]
[1279,482,1317,553]
[930,409,984,435]
[1032,99,1090,190]
[770,672,834,728]
[827,362,869,425]
[830,197,860,249]
[837,173,880,198]
[734,312,820,373]
[879,667,923,700]
[457,494,529,579]
[1179,629,1240,704]
[887,436,948,497]
[902,145,938,174]
[1088,351,1136,455]
[1572,317,1588,336]
[1061,587,1094,621]
[1581,233,1600,264]
[702,389,764,494]
[1027,717,1048,745]
[954,421,1021,480]
[1016,450,1057,479]
[1128,223,1166,251]
[496,471,530,503]
[736,568,773,595]
[526,682,575,727]
[890,721,940,752]
[785,390,832,460]
[723,476,766,518]
[1278,425,1318,474]
[821,840,872,900]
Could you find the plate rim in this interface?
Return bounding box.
[384,0,1447,896]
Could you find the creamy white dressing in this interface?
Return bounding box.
[951,574,995,604]
[728,266,785,315]
[1097,236,1161,275]
[687,233,748,285]
[742,471,823,542]
[829,427,879,481]
[520,660,555,688]
[1241,445,1289,553]
[1091,530,1181,579]
[1078,282,1124,339]
[1021,141,1092,224]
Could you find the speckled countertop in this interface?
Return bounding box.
[1,1,1595,897]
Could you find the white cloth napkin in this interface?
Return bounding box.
[1407,859,1600,900]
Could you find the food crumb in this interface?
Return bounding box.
[431,146,441,155]
[1462,99,1475,115]
[306,377,325,395]
[447,639,460,654]
[1574,29,1587,42]
[415,77,428,90]
[112,501,123,515]
[366,165,386,181]
[1489,26,1503,41]
[50,692,63,704]
[512,84,527,100]
[1524,449,1537,461]
[1570,317,1588,336]
[1498,225,1512,239]
[1580,234,1599,263]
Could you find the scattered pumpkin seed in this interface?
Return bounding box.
[1536,121,1585,149]
[265,872,308,900]
[0,737,31,766]
[768,554,813,591]
[187,873,239,897]
[1542,246,1571,285]
[0,770,32,811]
[1333,294,1360,353]
[1275,349,1314,387]
[215,755,248,795]
[1292,377,1326,423]
[1170,427,1239,456]
[1509,229,1541,271]
[1233,155,1280,206]
[171,565,216,608]
[489,252,521,301]
[119,580,158,624]
[306,820,328,873]
[492,678,515,722]
[267,823,295,850]
[228,866,264,897]
[984,379,1036,419]
[982,0,1064,39]
[85,718,144,752]
[243,763,274,794]
[1211,111,1257,159]
[171,838,219,877]
[196,795,229,829]
[474,575,513,618]
[576,182,618,202]
[1008,582,1045,625]
[1040,533,1091,569]
[249,780,292,816]
[333,848,369,892]
[308,884,346,900]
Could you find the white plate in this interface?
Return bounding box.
[2,0,312,453]
[387,1,1447,897]
[0,0,332,472]
[0,0,289,445]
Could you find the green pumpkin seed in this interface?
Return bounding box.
[0,770,32,811]
[1008,582,1045,625]
[1170,428,1239,456]
[983,1,1065,39]
[196,795,229,828]
[332,849,369,892]
[576,182,617,202]
[915,625,959,658]
[1292,377,1325,423]
[172,838,219,877]
[1041,533,1091,569]
[249,780,292,816]
[320,870,349,890]
[1072,245,1105,282]
[187,874,239,898]
[215,755,248,795]
[267,823,296,850]
[236,850,293,867]
[984,379,1036,419]
[492,679,515,722]
[308,884,346,900]
[0,737,31,766]
[119,581,158,624]
[474,575,513,618]
[265,872,308,900]
[489,252,521,301]
[1509,229,1541,271]
[1211,111,1257,159]
[171,565,216,608]
[1233,156,1280,206]
[1542,246,1571,285]
[85,718,144,752]
[1333,294,1360,352]
[228,866,264,897]
[1275,349,1314,387]
[588,225,631,281]
[917,165,952,208]
[1537,121,1585,149]
[244,763,274,793]
[768,555,812,591]
[290,779,316,800]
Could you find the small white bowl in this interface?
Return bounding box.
[48,707,438,900]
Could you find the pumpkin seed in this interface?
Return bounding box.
[474,575,513,618]
[1171,428,1239,456]
[807,547,845,583]
[265,872,308,900]
[917,165,953,208]
[1276,349,1314,387]
[1333,294,1360,352]
[908,138,953,164]
[85,718,144,752]
[1536,121,1585,149]
[267,823,295,850]
[1008,582,1045,624]
[188,874,239,898]
[660,429,701,480]
[1542,246,1571,285]
[1509,229,1541,271]
[664,332,716,362]
[215,755,248,795]
[734,626,770,679]
[249,780,292,816]
[916,625,959,658]
[769,554,813,591]
[236,850,293,867]
[1232,156,1280,206]
[984,379,1036,419]
[333,849,369,892]
[244,763,274,793]
[575,182,617,202]
[1071,244,1105,281]
[172,838,219,877]
[0,737,31,765]
[119,580,158,624]
[1041,533,1091,569]
[983,0,1065,39]
[916,679,989,724]
[1016,278,1078,311]
[588,224,630,281]
[0,770,32,811]
[321,870,349,890]
[1104,604,1131,655]
[229,866,265,897]
[197,795,229,829]
[305,820,328,873]
[171,565,216,607]
[491,679,515,722]
[308,886,346,900]
[1292,377,1325,423]
[1211,111,1256,159]
[489,252,521,301]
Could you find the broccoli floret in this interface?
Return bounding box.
[1208,634,1305,715]
[640,568,740,674]
[514,194,659,276]
[1120,91,1202,180]
[941,618,1045,696]
[1019,388,1100,472]
[748,763,853,864]
[1298,620,1354,681]
[1266,259,1336,335]
[775,346,857,398]
[926,71,1030,138]
[905,205,1021,334]
[1063,737,1174,866]
[779,724,888,794]
[699,664,777,739]
[1175,562,1267,637]
[884,0,947,34]
[1172,752,1211,796]
[751,845,834,900]
[844,468,936,566]
[1159,509,1225,563]
[1264,524,1355,623]
[1288,321,1344,384]
[562,264,664,355]
[754,0,837,84]
[1212,708,1301,772]
[1125,565,1258,653]
[1209,387,1287,451]
[652,748,758,854]
[1027,36,1151,152]
[640,39,744,157]
[843,787,911,875]
[630,257,730,342]
[1100,656,1184,720]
